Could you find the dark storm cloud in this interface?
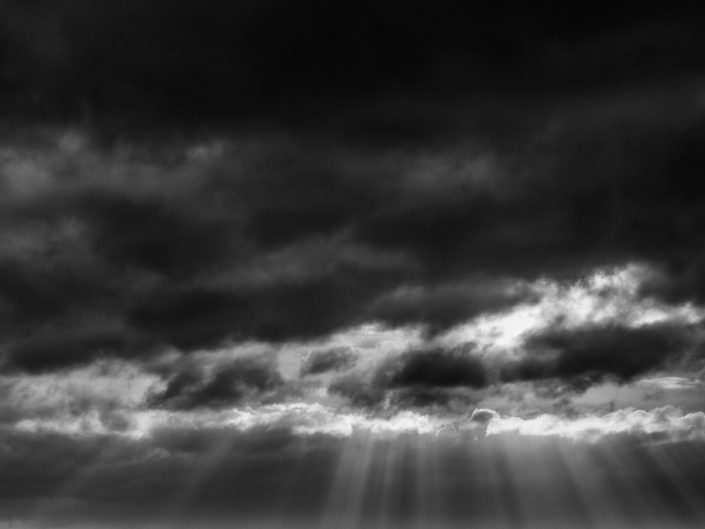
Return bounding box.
[0,133,549,370]
[383,347,487,407]
[354,109,705,283]
[386,348,487,389]
[3,106,705,372]
[5,5,705,528]
[4,326,139,373]
[642,249,705,306]
[0,139,403,367]
[78,192,235,278]
[127,273,390,347]
[501,324,693,389]
[148,356,283,410]
[0,1,704,379]
[0,1,703,136]
[328,347,487,408]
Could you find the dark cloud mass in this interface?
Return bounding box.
[501,324,694,389]
[3,4,705,527]
[0,3,703,374]
[148,357,284,410]
[387,348,487,389]
[4,108,705,371]
[0,4,636,124]
[328,347,487,409]
[0,3,702,135]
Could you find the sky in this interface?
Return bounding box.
[2,2,705,528]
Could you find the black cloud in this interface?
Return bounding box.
[367,280,532,332]
[0,2,703,136]
[4,5,705,528]
[80,192,235,278]
[501,324,692,388]
[0,3,702,381]
[4,326,140,373]
[386,348,487,389]
[328,347,487,409]
[3,108,705,372]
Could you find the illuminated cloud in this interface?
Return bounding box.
[147,356,284,410]
[12,395,705,446]
[0,359,158,422]
[226,403,441,437]
[440,264,705,356]
[486,406,705,442]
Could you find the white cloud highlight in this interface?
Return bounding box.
[13,400,705,445]
[440,264,704,356]
[486,405,705,442]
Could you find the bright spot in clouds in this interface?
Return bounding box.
[440,263,704,356]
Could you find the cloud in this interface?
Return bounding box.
[147,357,284,410]
[367,279,532,331]
[14,407,137,438]
[500,323,693,388]
[0,5,704,431]
[325,346,488,410]
[2,2,702,136]
[0,137,421,368]
[385,348,487,389]
[639,376,703,391]
[4,325,145,373]
[328,374,387,409]
[79,192,234,278]
[9,393,705,445]
[299,347,358,376]
[3,5,705,528]
[2,113,705,376]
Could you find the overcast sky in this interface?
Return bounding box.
[2,2,705,528]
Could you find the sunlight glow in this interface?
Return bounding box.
[440,263,705,356]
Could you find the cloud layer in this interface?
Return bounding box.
[1,5,705,526]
